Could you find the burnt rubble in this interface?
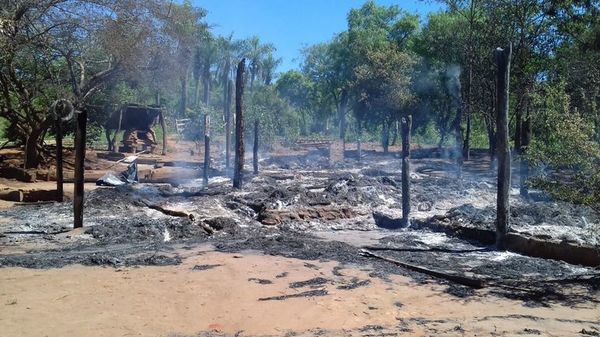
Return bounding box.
[0,150,599,306]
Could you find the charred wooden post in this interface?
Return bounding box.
[73,108,88,228]
[55,116,63,202]
[253,120,259,174]
[225,79,233,170]
[233,59,246,189]
[203,114,210,187]
[495,44,512,249]
[401,115,412,227]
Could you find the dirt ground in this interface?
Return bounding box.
[1,248,598,337]
[0,140,599,337]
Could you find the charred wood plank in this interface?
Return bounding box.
[361,245,489,254]
[360,249,485,289]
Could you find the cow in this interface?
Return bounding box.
[104,104,167,155]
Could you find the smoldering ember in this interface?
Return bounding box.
[0,1,599,337]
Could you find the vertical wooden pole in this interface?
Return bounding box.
[233,59,246,189]
[253,120,259,174]
[203,113,210,187]
[226,79,233,170]
[55,117,63,202]
[495,44,512,249]
[401,115,412,227]
[73,108,87,228]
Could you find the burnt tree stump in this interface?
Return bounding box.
[74,108,88,228]
[401,115,412,227]
[233,59,246,189]
[253,120,259,174]
[495,44,512,249]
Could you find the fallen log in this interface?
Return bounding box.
[361,245,489,254]
[137,199,214,235]
[0,189,23,202]
[360,249,485,289]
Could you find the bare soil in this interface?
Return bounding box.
[1,140,599,336]
[1,249,598,337]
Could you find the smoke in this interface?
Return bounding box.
[445,65,462,100]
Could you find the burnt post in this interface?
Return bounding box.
[73,108,88,228]
[401,115,412,227]
[495,44,512,249]
[233,59,246,189]
[253,120,259,174]
[55,116,64,202]
[225,79,233,170]
[203,113,210,187]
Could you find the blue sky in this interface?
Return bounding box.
[193,0,444,72]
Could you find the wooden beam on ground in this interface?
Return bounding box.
[361,249,485,289]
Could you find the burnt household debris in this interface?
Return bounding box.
[1,2,600,335]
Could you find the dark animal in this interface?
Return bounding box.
[104,104,167,154]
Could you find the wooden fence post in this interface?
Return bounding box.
[401,115,412,227]
[233,59,246,189]
[495,44,512,249]
[73,108,87,228]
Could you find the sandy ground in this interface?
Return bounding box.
[1,247,598,337]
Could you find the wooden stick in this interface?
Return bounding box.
[495,44,512,249]
[361,249,485,289]
[233,59,246,189]
[73,108,87,228]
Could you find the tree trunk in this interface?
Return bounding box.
[203,114,210,187]
[401,115,412,227]
[357,121,362,162]
[391,120,399,146]
[463,64,473,160]
[495,45,512,250]
[55,118,63,202]
[179,74,188,118]
[338,89,348,147]
[225,79,233,170]
[233,59,246,189]
[519,107,531,198]
[73,109,88,228]
[382,121,390,154]
[24,131,43,169]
